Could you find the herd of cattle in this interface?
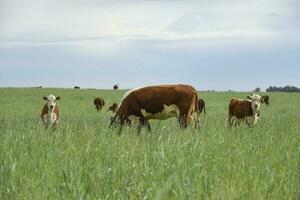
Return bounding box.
[41,84,269,133]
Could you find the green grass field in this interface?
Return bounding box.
[0,88,299,199]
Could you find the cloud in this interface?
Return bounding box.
[1,0,298,44]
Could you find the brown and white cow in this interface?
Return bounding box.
[94,97,105,111]
[228,94,262,127]
[108,102,118,113]
[41,94,60,129]
[110,84,200,134]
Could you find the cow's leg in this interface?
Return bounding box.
[137,117,150,134]
[228,114,233,127]
[137,117,144,134]
[245,119,252,128]
[125,117,132,127]
[232,117,237,127]
[246,116,256,128]
[146,120,151,132]
[118,125,123,135]
[188,115,198,129]
[230,116,240,127]
[137,123,142,134]
[117,116,126,135]
[190,111,200,129]
[236,118,241,127]
[179,113,188,129]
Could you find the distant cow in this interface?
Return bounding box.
[94,97,105,111]
[110,84,200,134]
[113,84,119,90]
[41,95,60,129]
[108,102,118,113]
[197,98,206,114]
[74,86,80,89]
[228,94,262,127]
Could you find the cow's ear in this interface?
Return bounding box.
[56,96,61,101]
[43,96,48,100]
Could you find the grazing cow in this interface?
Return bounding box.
[113,84,119,90]
[108,102,118,113]
[228,94,262,127]
[94,97,105,111]
[110,84,199,134]
[197,98,206,114]
[41,95,60,129]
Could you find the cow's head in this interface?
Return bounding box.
[247,93,261,113]
[260,95,270,105]
[43,95,60,112]
[108,103,118,113]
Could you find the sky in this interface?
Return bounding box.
[0,0,299,91]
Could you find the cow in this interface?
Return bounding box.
[74,86,80,89]
[110,84,200,134]
[197,98,206,114]
[113,84,119,90]
[108,102,118,113]
[228,94,262,127]
[94,97,105,111]
[41,94,60,129]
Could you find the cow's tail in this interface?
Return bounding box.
[203,101,206,115]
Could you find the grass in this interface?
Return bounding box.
[0,88,299,199]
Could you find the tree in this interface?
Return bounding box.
[254,87,261,92]
[266,85,300,92]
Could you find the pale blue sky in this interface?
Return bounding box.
[0,0,299,91]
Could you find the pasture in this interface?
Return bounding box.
[0,88,299,199]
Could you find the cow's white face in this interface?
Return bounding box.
[247,94,261,113]
[43,95,60,112]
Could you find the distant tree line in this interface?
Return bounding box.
[266,85,300,92]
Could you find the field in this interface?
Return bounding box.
[0,88,299,199]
